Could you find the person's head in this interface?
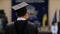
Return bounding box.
[16,7,29,19]
[12,2,29,20]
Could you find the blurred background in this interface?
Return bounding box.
[0,0,60,34]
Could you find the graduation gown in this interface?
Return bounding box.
[58,22,60,34]
[14,20,38,34]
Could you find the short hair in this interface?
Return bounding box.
[16,7,27,17]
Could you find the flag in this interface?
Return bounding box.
[52,10,57,24]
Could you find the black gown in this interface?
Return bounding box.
[14,20,38,34]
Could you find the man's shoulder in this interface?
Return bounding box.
[14,21,36,28]
[14,20,27,23]
[27,22,36,28]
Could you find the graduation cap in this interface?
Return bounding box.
[12,2,29,17]
[12,2,29,10]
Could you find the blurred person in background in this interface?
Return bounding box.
[12,2,38,34]
[51,22,58,34]
[2,15,8,31]
[0,18,3,34]
[0,10,8,34]
[26,5,40,27]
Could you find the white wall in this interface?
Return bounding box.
[0,0,11,24]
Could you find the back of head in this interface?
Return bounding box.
[16,7,27,17]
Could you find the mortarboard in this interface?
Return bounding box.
[12,2,29,10]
